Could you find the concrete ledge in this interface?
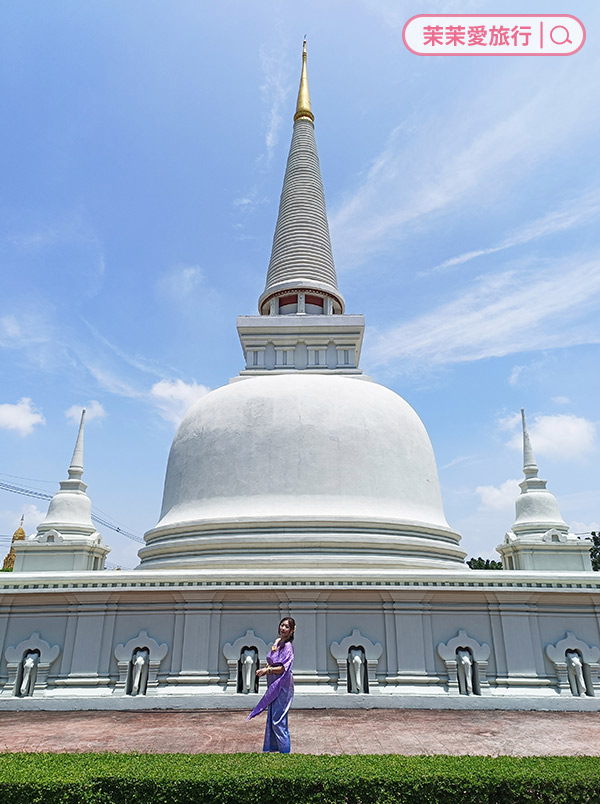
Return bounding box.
[2,693,600,712]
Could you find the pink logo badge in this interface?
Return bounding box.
[403,15,585,56]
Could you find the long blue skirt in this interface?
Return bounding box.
[262,696,291,753]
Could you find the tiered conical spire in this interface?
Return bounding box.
[68,408,86,483]
[237,42,364,375]
[258,40,344,316]
[36,409,96,537]
[521,408,539,480]
[513,409,569,535]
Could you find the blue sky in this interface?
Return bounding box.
[1,0,598,569]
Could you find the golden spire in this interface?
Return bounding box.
[294,39,314,123]
[2,516,26,571]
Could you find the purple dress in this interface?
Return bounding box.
[247,640,294,753]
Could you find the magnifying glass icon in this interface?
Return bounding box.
[550,25,572,45]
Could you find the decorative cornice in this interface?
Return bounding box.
[1,569,600,594]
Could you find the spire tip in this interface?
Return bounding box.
[294,37,314,123]
[68,408,86,480]
[521,407,539,479]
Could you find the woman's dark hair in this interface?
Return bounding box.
[278,617,296,644]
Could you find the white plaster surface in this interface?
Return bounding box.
[140,374,464,569]
[0,568,599,707]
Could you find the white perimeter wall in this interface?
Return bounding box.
[1,570,600,706]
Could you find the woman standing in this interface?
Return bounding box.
[247,617,295,753]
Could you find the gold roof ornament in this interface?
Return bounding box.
[294,39,314,123]
[2,515,26,571]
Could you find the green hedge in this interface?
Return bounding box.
[0,753,599,803]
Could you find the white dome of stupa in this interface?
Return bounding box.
[138,374,464,570]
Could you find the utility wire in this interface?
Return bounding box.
[0,473,141,534]
[0,471,57,487]
[0,480,145,544]
[0,481,52,502]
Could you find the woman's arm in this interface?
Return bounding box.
[256,663,284,678]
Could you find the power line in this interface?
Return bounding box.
[0,480,145,544]
[0,471,57,487]
[0,473,142,535]
[0,481,52,502]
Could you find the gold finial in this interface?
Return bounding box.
[294,38,314,123]
[2,517,26,571]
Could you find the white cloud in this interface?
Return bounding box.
[0,503,46,539]
[506,414,597,460]
[0,315,21,340]
[82,318,165,378]
[552,396,571,406]
[475,479,521,512]
[330,59,600,271]
[365,256,600,369]
[156,265,221,309]
[231,188,269,238]
[0,309,54,351]
[166,265,204,296]
[65,400,106,425]
[426,190,600,275]
[0,308,77,376]
[558,490,600,525]
[498,412,521,432]
[6,215,101,255]
[507,357,551,388]
[440,455,476,471]
[508,365,524,386]
[85,360,211,427]
[259,43,291,159]
[570,520,599,536]
[150,379,210,426]
[87,365,141,399]
[0,398,45,437]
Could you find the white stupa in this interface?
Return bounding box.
[498,409,591,571]
[138,41,464,572]
[1,43,598,710]
[13,410,110,572]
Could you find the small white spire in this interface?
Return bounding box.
[521,408,538,479]
[68,408,86,481]
[498,407,589,569]
[31,406,99,547]
[14,406,110,571]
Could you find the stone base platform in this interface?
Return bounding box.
[0,708,599,755]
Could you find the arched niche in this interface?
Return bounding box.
[223,630,269,693]
[114,630,168,696]
[330,629,383,694]
[546,632,600,697]
[2,632,60,698]
[437,630,491,695]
